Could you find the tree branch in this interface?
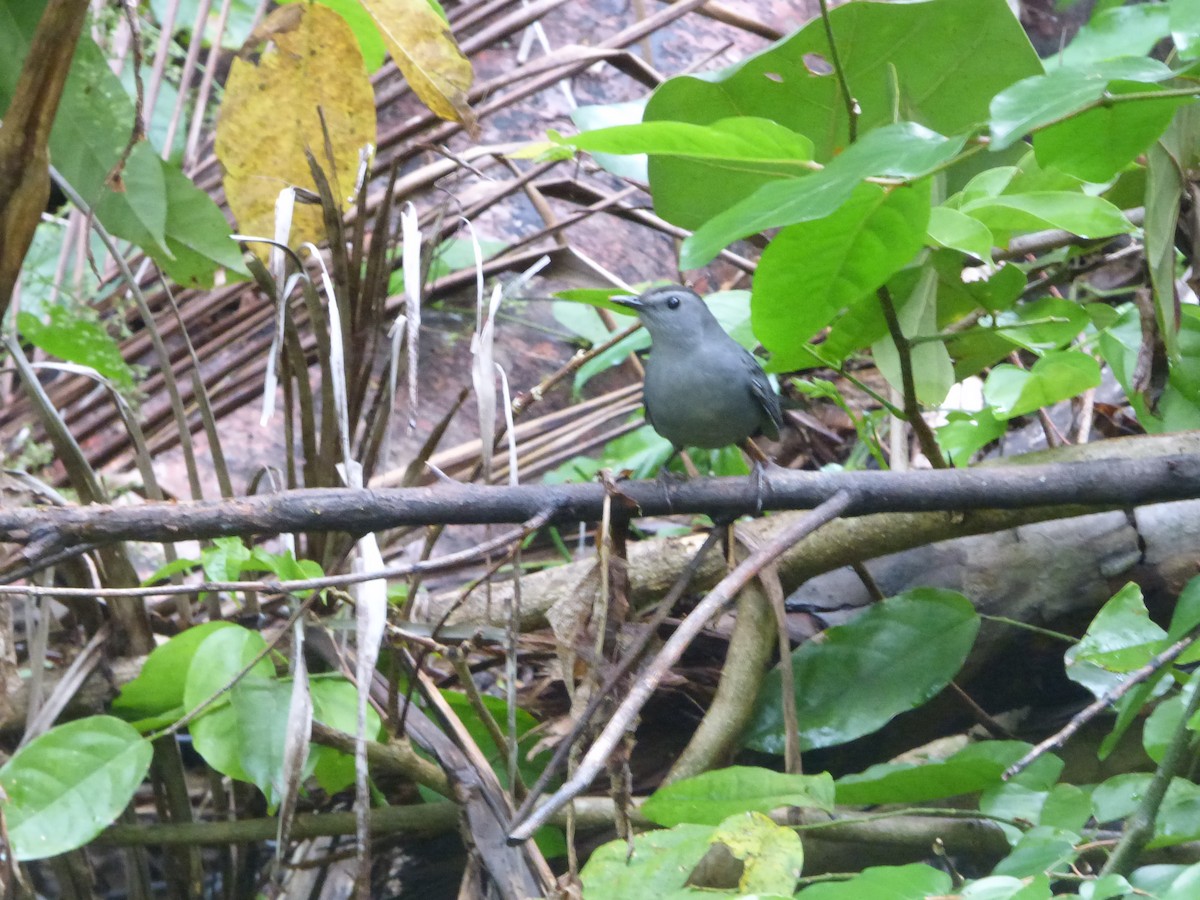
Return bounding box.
[3,452,1199,556]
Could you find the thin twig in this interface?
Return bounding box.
[816,0,858,143]
[514,525,727,815]
[876,286,947,468]
[508,490,853,841]
[1004,631,1200,780]
[1102,664,1200,876]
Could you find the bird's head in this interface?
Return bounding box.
[613,285,723,347]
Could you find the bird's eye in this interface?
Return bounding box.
[666,295,681,310]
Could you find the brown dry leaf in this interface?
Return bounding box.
[215,3,376,258]
[359,0,477,136]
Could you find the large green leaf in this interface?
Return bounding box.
[558,116,814,172]
[309,677,382,794]
[644,0,1039,209]
[989,57,1175,152]
[793,864,952,899]
[0,1,247,287]
[961,192,1132,241]
[1064,583,1166,698]
[752,181,931,371]
[581,823,716,898]
[1056,3,1172,69]
[1173,0,1200,60]
[113,621,239,725]
[0,716,152,861]
[185,626,276,784]
[17,305,135,390]
[1034,84,1188,183]
[643,767,834,827]
[682,124,961,267]
[928,206,995,263]
[744,589,979,753]
[836,741,1061,806]
[982,350,1101,420]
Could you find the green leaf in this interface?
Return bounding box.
[1100,304,1200,432]
[157,162,251,286]
[645,0,1038,172]
[836,741,1059,806]
[1057,4,1172,69]
[1034,84,1188,183]
[113,621,239,724]
[752,181,931,371]
[990,68,1109,152]
[1040,783,1094,834]
[569,99,648,180]
[17,306,135,390]
[682,124,959,267]
[544,424,673,484]
[745,589,979,753]
[92,140,170,256]
[0,716,152,861]
[982,351,1101,419]
[309,677,382,794]
[1134,861,1200,898]
[557,116,814,171]
[989,58,1175,152]
[705,812,804,895]
[580,823,716,898]
[202,536,253,582]
[1143,681,1192,764]
[231,677,296,809]
[990,296,1091,353]
[928,206,995,263]
[185,627,275,782]
[962,192,1132,240]
[1152,778,1200,847]
[643,767,834,827]
[963,874,1053,899]
[793,863,952,900]
[1092,772,1152,823]
[1065,583,1166,699]
[0,4,247,286]
[936,408,1006,466]
[992,825,1080,878]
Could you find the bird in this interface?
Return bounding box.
[614,284,783,462]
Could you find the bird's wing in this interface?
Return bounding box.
[743,350,783,441]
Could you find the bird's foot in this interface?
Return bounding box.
[750,458,786,516]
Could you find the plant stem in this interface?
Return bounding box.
[816,0,858,143]
[876,286,947,468]
[1102,666,1200,876]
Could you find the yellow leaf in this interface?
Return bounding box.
[359,0,477,136]
[215,3,376,258]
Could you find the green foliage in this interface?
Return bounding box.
[0,1,247,288]
[584,575,1199,895]
[642,767,834,827]
[17,305,135,390]
[0,717,152,861]
[744,589,980,753]
[114,622,378,806]
[555,0,1200,463]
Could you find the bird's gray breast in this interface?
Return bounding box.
[642,345,768,450]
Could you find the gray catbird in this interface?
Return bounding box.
[615,285,783,456]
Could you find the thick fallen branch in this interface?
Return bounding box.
[2,451,1199,555]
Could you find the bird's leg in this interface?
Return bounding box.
[656,446,698,482]
[739,438,782,515]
